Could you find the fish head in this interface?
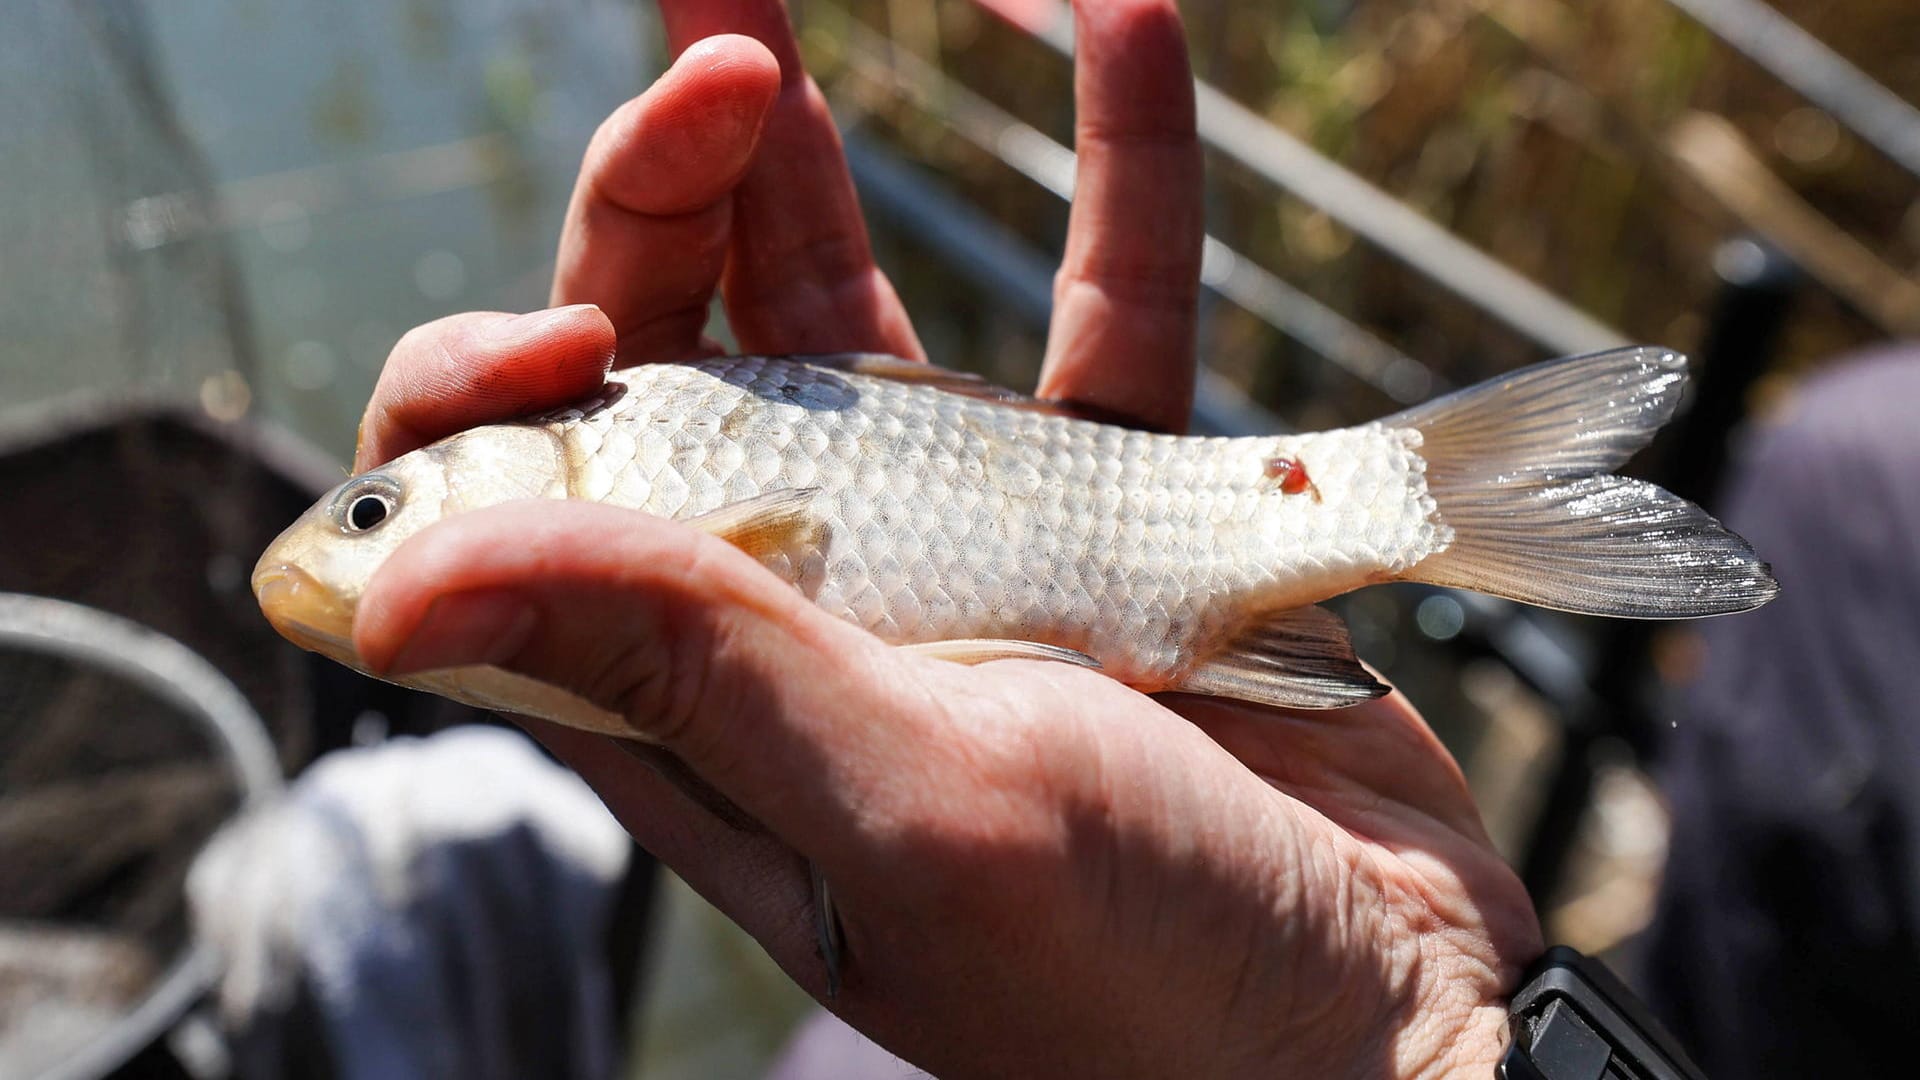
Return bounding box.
[252,451,448,667]
[253,424,567,667]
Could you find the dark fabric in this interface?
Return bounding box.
[1642,345,1920,1079]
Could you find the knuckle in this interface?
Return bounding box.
[571,554,735,763]
[589,624,721,758]
[589,640,674,732]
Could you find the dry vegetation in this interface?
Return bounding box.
[807,0,1920,428]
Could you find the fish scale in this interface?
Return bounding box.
[536,357,1443,685]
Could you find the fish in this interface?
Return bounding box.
[254,346,1776,721]
[253,346,1776,995]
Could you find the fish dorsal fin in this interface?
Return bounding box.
[792,353,1111,423]
[1175,606,1387,710]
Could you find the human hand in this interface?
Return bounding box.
[346,2,1542,1077]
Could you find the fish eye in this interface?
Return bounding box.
[348,493,391,531]
[335,477,401,534]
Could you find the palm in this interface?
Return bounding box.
[773,657,1538,1077]
[350,2,1539,1075]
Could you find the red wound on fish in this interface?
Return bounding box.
[1265,456,1320,499]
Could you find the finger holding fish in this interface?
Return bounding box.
[354,306,616,472]
[359,10,913,475]
[362,32,797,476]
[551,33,781,360]
[1038,0,1205,434]
[352,502,1016,837]
[644,0,924,360]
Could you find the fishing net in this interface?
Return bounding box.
[0,593,277,1078]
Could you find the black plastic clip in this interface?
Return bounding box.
[1498,946,1708,1080]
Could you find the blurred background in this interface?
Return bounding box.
[3,0,1916,1076]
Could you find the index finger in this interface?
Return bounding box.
[659,0,923,359]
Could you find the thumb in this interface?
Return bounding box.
[351,499,945,851]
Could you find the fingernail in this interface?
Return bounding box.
[386,589,538,675]
[484,304,602,342]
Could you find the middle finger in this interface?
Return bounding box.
[1036,0,1204,433]
[552,34,781,361]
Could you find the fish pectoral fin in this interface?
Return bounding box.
[795,353,1118,423]
[1175,606,1388,710]
[900,638,1102,668]
[681,487,822,560]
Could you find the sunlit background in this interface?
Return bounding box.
[4,0,1916,1076]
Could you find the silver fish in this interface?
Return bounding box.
[255,346,1775,722]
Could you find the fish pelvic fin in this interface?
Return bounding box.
[900,638,1101,668]
[1176,606,1388,709]
[1394,346,1778,618]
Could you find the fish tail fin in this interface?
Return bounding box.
[1394,346,1778,618]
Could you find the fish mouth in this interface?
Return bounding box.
[252,562,358,662]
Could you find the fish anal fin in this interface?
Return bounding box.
[901,638,1102,668]
[1176,606,1387,710]
[682,488,821,560]
[795,354,1112,423]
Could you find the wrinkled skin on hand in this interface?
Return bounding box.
[345,2,1543,1076]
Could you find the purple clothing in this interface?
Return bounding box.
[1643,345,1920,1078]
[765,1009,924,1080]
